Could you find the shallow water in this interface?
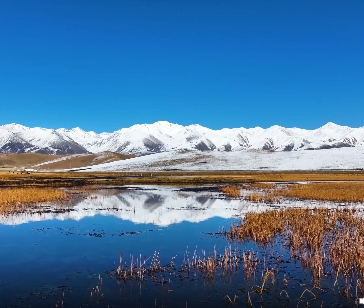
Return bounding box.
[0,186,361,307]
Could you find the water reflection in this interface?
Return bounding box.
[0,186,251,226]
[1,185,362,226]
[0,186,363,307]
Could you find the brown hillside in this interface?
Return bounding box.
[0,153,66,169]
[35,151,135,170]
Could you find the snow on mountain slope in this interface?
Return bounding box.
[1,121,364,155]
[83,147,364,171]
[0,124,88,154]
[53,122,364,154]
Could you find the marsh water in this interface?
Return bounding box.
[0,186,361,307]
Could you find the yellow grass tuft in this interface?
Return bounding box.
[221,185,242,198]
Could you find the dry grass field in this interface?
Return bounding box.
[1,170,364,187]
[0,188,68,214]
[277,182,364,202]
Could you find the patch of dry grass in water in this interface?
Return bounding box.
[244,192,281,203]
[228,208,364,287]
[221,185,242,198]
[223,182,364,203]
[277,182,364,202]
[244,183,276,190]
[0,188,67,213]
[221,183,278,199]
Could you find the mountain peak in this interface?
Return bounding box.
[321,122,340,128]
[0,122,363,155]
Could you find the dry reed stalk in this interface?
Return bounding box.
[247,291,253,307]
[299,288,317,300]
[279,289,289,300]
[254,270,275,294]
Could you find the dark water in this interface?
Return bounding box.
[0,186,360,307]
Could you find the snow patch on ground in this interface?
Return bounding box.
[79,147,364,171]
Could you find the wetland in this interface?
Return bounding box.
[1,178,364,307]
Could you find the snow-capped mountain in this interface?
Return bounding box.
[0,121,363,155]
[0,124,88,154]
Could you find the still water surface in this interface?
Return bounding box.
[0,186,359,307]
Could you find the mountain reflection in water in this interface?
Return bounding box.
[1,186,363,307]
[0,186,252,226]
[1,185,361,226]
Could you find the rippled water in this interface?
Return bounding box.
[0,186,360,307]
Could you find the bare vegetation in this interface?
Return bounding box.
[277,182,364,202]
[221,181,364,203]
[1,171,364,187]
[0,188,68,213]
[113,245,241,283]
[227,208,364,285]
[244,182,276,190]
[221,185,241,198]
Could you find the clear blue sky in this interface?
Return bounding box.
[0,0,363,132]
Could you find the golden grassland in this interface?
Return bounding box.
[277,182,364,202]
[0,188,68,214]
[227,208,364,284]
[1,170,364,187]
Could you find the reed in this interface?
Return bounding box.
[221,185,241,198]
[243,189,281,203]
[239,182,364,203]
[277,182,364,202]
[244,193,264,203]
[91,274,104,302]
[227,207,364,285]
[244,183,276,190]
[0,187,68,213]
[113,245,243,284]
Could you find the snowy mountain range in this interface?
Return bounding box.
[0,121,363,155]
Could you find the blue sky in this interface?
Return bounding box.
[0,1,363,132]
